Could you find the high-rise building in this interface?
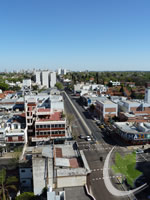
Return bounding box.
[41,70,50,88]
[145,83,150,104]
[49,71,56,88]
[35,71,41,85]
[35,70,56,88]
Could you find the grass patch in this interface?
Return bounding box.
[111,152,142,187]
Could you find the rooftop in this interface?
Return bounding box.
[115,122,150,134]
[57,168,87,177]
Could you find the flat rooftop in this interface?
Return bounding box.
[57,168,87,177]
[115,122,150,134]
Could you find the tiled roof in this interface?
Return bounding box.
[69,158,79,168]
[55,148,63,158]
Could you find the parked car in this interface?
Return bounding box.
[86,135,92,141]
[100,125,104,129]
[136,148,144,154]
[79,135,86,139]
[96,121,101,126]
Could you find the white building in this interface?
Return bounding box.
[109,80,120,86]
[41,70,50,88]
[35,70,56,88]
[50,71,56,88]
[145,83,150,104]
[35,71,41,85]
[57,68,67,75]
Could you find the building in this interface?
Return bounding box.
[35,70,56,88]
[19,160,32,192]
[145,82,150,104]
[35,70,41,85]
[0,114,27,146]
[119,112,150,123]
[41,70,50,88]
[114,122,150,145]
[95,98,118,121]
[32,143,90,195]
[49,71,56,88]
[25,93,68,143]
[57,68,67,75]
[109,80,120,86]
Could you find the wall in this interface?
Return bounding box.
[57,175,86,188]
[32,157,46,195]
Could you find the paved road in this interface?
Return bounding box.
[63,92,131,200]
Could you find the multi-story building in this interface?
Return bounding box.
[114,122,150,145]
[25,93,67,143]
[41,70,50,88]
[95,98,118,121]
[145,82,150,104]
[35,70,56,88]
[49,71,56,88]
[0,114,27,146]
[35,70,41,85]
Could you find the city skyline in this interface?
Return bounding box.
[0,0,150,71]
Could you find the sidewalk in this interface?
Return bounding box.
[127,143,150,150]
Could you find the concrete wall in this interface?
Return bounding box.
[57,176,86,188]
[33,157,46,195]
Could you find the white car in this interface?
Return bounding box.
[136,148,144,154]
[86,136,92,141]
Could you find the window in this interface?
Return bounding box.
[40,125,43,128]
[59,124,61,128]
[21,170,25,173]
[47,125,50,128]
[44,125,46,128]
[62,124,65,127]
[36,125,39,128]
[55,124,58,128]
[51,124,54,128]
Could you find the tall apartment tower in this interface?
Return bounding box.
[35,71,41,85]
[145,83,150,104]
[49,71,56,87]
[35,70,56,88]
[41,70,50,88]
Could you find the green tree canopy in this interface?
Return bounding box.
[15,192,36,200]
[55,82,64,90]
[0,168,18,200]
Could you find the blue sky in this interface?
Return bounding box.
[0,0,150,71]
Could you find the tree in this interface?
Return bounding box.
[0,82,9,91]
[32,85,39,91]
[55,82,63,90]
[0,168,18,200]
[15,192,36,200]
[66,113,74,127]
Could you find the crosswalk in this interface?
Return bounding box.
[91,175,123,182]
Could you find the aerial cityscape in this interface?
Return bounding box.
[0,0,150,200]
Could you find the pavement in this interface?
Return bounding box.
[65,186,92,200]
